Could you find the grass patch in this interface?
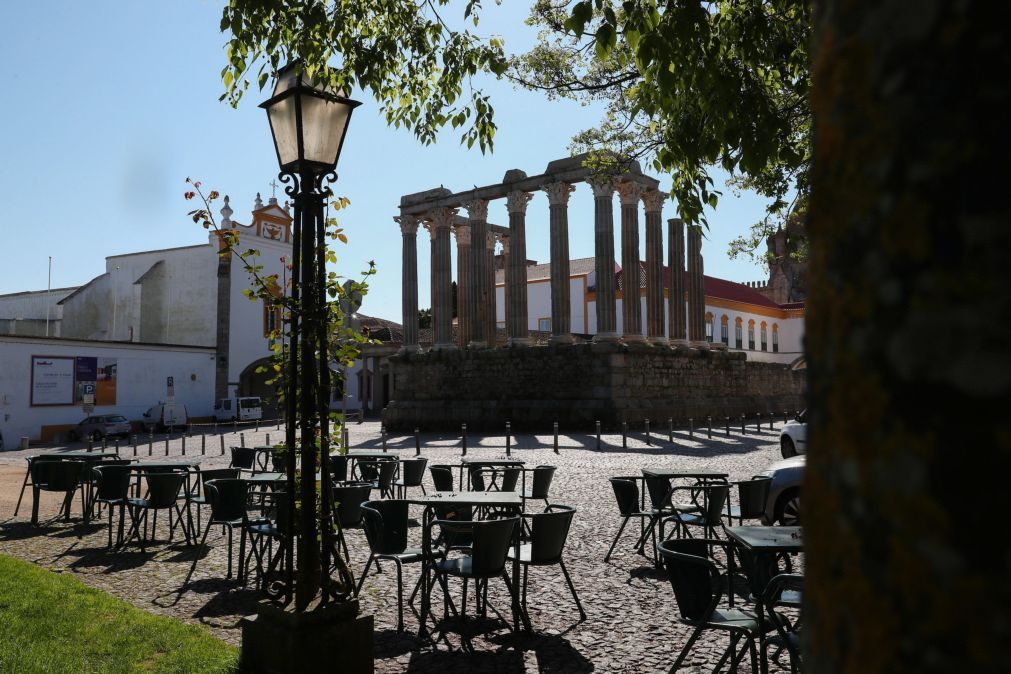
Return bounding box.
[0,554,238,673]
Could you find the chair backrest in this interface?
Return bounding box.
[229,446,256,470]
[200,468,241,489]
[527,505,576,563]
[736,477,772,519]
[28,455,64,485]
[433,504,473,549]
[657,538,720,623]
[499,467,520,492]
[376,460,398,489]
[700,484,730,525]
[328,455,349,482]
[468,466,487,491]
[91,464,133,501]
[644,475,673,511]
[143,472,187,508]
[399,458,428,487]
[469,517,519,577]
[360,500,409,555]
[528,465,556,498]
[41,460,85,491]
[430,465,454,492]
[271,453,286,473]
[205,479,250,523]
[609,477,641,516]
[333,483,373,527]
[357,459,380,482]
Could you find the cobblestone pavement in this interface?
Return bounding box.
[0,420,800,673]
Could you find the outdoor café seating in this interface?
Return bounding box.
[333,482,373,561]
[660,484,731,541]
[91,463,133,547]
[392,457,428,499]
[30,458,87,526]
[122,471,191,551]
[192,478,255,581]
[506,504,585,622]
[605,476,659,564]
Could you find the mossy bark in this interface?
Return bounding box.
[806,1,1011,671]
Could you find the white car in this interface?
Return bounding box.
[780,409,807,458]
[758,455,804,526]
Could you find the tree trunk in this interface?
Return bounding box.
[806,2,1011,672]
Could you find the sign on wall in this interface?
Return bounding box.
[30,356,75,406]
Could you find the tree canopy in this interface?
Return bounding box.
[219,0,811,260]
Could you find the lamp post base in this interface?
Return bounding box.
[240,599,374,673]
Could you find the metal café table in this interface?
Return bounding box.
[120,459,202,547]
[343,450,400,481]
[724,525,803,674]
[409,491,527,641]
[23,451,121,524]
[459,458,526,492]
[640,468,730,481]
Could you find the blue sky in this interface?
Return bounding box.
[0,1,772,322]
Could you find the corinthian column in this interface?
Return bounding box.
[500,235,511,343]
[506,190,533,345]
[465,199,489,348]
[395,214,420,353]
[617,181,645,341]
[642,190,667,344]
[668,218,687,343]
[454,224,472,348]
[686,224,706,344]
[487,230,498,346]
[428,207,457,350]
[544,181,576,344]
[590,180,619,341]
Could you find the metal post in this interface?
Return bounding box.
[461,423,468,456]
[182,436,186,456]
[769,413,773,431]
[114,438,120,454]
[132,435,137,457]
[266,432,271,446]
[621,421,627,449]
[164,435,170,456]
[741,414,746,434]
[240,432,246,447]
[596,420,601,450]
[87,440,93,453]
[414,427,421,456]
[706,416,712,439]
[644,419,651,445]
[553,422,559,454]
[381,426,387,453]
[102,437,107,450]
[726,416,731,436]
[689,417,693,438]
[202,433,206,455]
[343,426,350,452]
[148,432,153,456]
[233,419,237,434]
[755,412,761,433]
[505,422,511,457]
[668,418,673,443]
[256,419,260,432]
[220,435,225,456]
[784,410,789,425]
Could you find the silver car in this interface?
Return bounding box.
[70,415,132,442]
[757,455,803,526]
[780,409,808,458]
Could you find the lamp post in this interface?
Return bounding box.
[259,62,361,611]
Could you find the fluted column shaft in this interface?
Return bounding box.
[487,231,498,346]
[506,191,533,345]
[396,215,420,352]
[618,182,645,341]
[429,208,456,349]
[545,182,576,343]
[454,224,472,348]
[687,225,705,342]
[465,200,489,348]
[591,181,618,341]
[501,236,510,342]
[643,190,667,343]
[668,218,687,341]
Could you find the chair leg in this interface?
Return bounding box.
[559,559,586,619]
[187,519,214,581]
[238,526,248,584]
[669,624,706,674]
[107,505,114,548]
[604,516,630,561]
[14,469,31,517]
[31,487,40,526]
[356,554,375,596]
[61,489,75,522]
[226,526,234,579]
[394,559,405,632]
[713,633,736,674]
[461,577,468,617]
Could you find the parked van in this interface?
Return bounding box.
[142,403,189,432]
[214,396,263,422]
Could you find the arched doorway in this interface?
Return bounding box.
[238,358,280,419]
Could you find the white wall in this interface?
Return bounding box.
[0,335,216,442]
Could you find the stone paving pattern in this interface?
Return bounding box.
[0,420,799,673]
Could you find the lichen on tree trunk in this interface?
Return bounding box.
[806,1,1011,672]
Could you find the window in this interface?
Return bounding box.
[735,318,743,349]
[772,324,779,352]
[720,315,729,345]
[761,321,768,351]
[263,300,281,338]
[748,320,755,350]
[538,318,551,332]
[705,312,714,343]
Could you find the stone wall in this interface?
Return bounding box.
[383,341,806,431]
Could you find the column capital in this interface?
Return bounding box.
[500,237,510,255]
[453,223,471,246]
[543,181,575,206]
[617,181,643,206]
[464,198,488,221]
[589,179,615,198]
[642,189,667,214]
[394,214,421,236]
[428,207,457,230]
[486,230,498,250]
[505,190,534,214]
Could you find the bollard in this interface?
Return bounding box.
[505,422,512,457]
[707,416,712,439]
[755,413,761,433]
[381,426,387,453]
[343,426,350,451]
[768,413,773,431]
[553,422,559,454]
[148,432,153,456]
[132,435,137,457]
[668,418,673,444]
[266,433,270,446]
[240,432,246,448]
[220,435,225,456]
[414,427,421,456]
[689,417,694,438]
[621,421,628,449]
[201,433,206,455]
[595,420,601,450]
[114,438,120,455]
[644,419,651,446]
[182,436,186,456]
[255,419,260,432]
[233,419,238,434]
[164,435,170,456]
[461,423,468,456]
[87,440,93,453]
[102,437,108,450]
[726,416,731,436]
[276,418,280,430]
[214,421,218,433]
[741,414,746,434]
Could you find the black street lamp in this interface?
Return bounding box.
[259,62,361,611]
